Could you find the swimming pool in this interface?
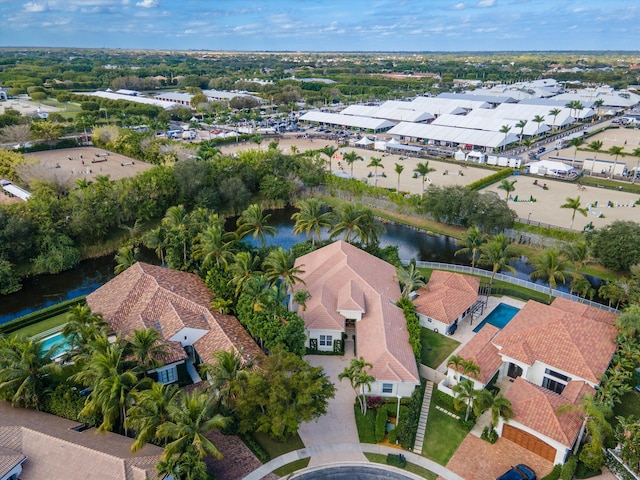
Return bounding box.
[40,332,71,358]
[473,303,520,333]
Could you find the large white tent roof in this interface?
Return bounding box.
[388,121,519,149]
[341,104,434,123]
[299,111,394,131]
[432,113,548,137]
[80,91,176,109]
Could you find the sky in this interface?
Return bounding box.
[0,0,639,52]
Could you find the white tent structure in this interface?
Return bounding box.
[356,136,374,146]
[526,160,574,176]
[454,149,466,161]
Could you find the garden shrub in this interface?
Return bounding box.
[367,396,384,410]
[466,168,513,191]
[386,453,407,468]
[375,406,388,442]
[242,434,270,463]
[388,427,398,444]
[396,380,425,449]
[433,388,456,411]
[541,465,562,480]
[561,456,578,480]
[44,384,99,427]
[575,461,602,479]
[480,426,498,444]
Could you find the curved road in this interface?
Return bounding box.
[242,442,465,480]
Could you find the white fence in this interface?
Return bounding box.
[407,260,619,314]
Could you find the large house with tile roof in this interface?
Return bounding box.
[0,401,164,480]
[87,262,262,384]
[413,271,483,336]
[443,297,618,464]
[292,241,420,398]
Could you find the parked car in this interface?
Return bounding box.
[497,464,536,480]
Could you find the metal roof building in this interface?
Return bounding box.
[341,104,434,123]
[299,111,395,132]
[81,91,176,109]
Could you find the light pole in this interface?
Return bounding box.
[396,394,402,431]
[527,212,532,224]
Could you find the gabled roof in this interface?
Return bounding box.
[0,402,163,480]
[413,271,480,325]
[0,445,25,479]
[294,241,419,384]
[493,299,618,384]
[505,377,592,447]
[87,262,261,365]
[454,324,502,384]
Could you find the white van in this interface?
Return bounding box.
[182,130,196,140]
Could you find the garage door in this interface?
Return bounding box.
[502,424,556,462]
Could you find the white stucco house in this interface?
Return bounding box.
[292,241,420,398]
[442,297,618,464]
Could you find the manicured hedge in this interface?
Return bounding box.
[561,456,578,480]
[466,168,513,191]
[0,296,86,335]
[541,464,562,480]
[396,380,426,449]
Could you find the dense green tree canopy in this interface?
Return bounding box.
[590,221,640,272]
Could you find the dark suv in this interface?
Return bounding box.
[496,464,536,480]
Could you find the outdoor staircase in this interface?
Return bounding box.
[413,380,434,453]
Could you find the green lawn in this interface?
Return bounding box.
[421,400,469,465]
[252,432,309,476]
[613,391,640,420]
[354,404,376,443]
[364,452,437,479]
[11,312,70,338]
[420,328,460,369]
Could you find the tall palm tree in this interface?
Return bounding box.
[549,108,562,131]
[568,137,584,167]
[329,203,365,244]
[62,305,109,360]
[587,140,603,175]
[560,196,588,230]
[454,226,488,272]
[447,354,466,381]
[192,223,236,271]
[452,379,478,422]
[414,161,436,195]
[144,226,169,267]
[319,145,338,173]
[394,163,404,192]
[263,247,305,293]
[532,114,545,138]
[479,234,517,289]
[615,305,640,339]
[343,150,362,176]
[529,248,571,302]
[516,119,527,145]
[163,205,190,267]
[499,124,511,151]
[461,359,481,380]
[356,208,385,247]
[236,204,278,248]
[291,198,334,246]
[127,382,180,452]
[607,146,624,179]
[490,395,514,430]
[228,251,261,298]
[593,99,605,120]
[395,259,425,298]
[156,390,230,461]
[0,336,60,410]
[367,157,384,187]
[339,357,375,414]
[199,349,250,411]
[124,328,168,377]
[114,245,138,274]
[563,240,589,295]
[497,179,517,201]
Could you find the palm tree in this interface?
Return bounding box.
[532,114,545,138]
[447,354,466,381]
[587,140,603,176]
[394,163,404,192]
[529,248,571,302]
[395,259,425,298]
[343,150,362,176]
[452,379,478,422]
[607,146,624,179]
[329,203,365,243]
[339,357,375,414]
[615,305,640,338]
[499,124,511,151]
[549,108,562,131]
[319,145,338,173]
[127,382,180,452]
[228,251,261,298]
[192,223,236,271]
[62,305,109,360]
[0,336,60,410]
[497,179,517,201]
[461,359,481,380]
[163,205,190,267]
[199,349,250,411]
[263,247,305,293]
[114,245,138,274]
[236,204,278,248]
[293,290,311,311]
[516,119,527,145]
[291,198,334,246]
[568,137,584,167]
[454,226,488,272]
[367,157,384,187]
[479,234,517,289]
[124,328,168,377]
[156,390,230,461]
[490,395,514,430]
[560,196,588,230]
[356,208,385,247]
[593,99,605,120]
[563,240,589,295]
[414,161,436,195]
[143,226,169,266]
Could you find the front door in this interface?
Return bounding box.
[507,363,523,379]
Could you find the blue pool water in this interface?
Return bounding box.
[40,332,71,358]
[473,303,520,333]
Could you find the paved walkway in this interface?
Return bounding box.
[413,381,433,453]
[243,443,465,480]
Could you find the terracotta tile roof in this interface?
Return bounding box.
[493,300,618,384]
[505,377,592,447]
[0,445,25,479]
[0,402,164,480]
[294,241,419,384]
[413,271,480,325]
[455,324,502,383]
[550,298,618,325]
[162,340,188,364]
[87,262,261,369]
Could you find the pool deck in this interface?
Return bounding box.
[435,295,526,374]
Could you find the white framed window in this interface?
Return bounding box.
[157,366,177,384]
[382,383,393,394]
[319,335,333,347]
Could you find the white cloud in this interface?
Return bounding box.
[477,0,495,7]
[136,0,157,8]
[23,1,46,12]
[453,3,465,10]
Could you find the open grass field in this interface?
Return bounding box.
[420,328,460,369]
[421,400,469,466]
[11,311,70,338]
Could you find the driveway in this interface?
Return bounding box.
[297,347,367,466]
